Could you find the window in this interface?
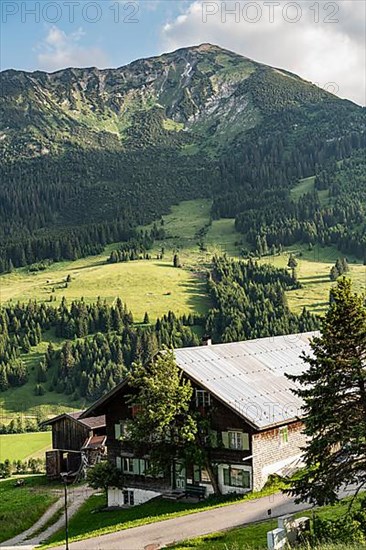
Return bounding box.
[123,458,152,476]
[279,426,289,446]
[229,431,243,450]
[193,465,211,484]
[123,490,134,505]
[121,421,130,438]
[200,468,211,483]
[115,421,130,440]
[123,458,134,473]
[223,467,251,489]
[114,423,121,440]
[139,459,151,476]
[222,431,250,450]
[195,389,211,408]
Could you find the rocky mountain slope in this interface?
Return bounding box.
[1,43,360,159]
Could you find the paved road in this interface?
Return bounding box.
[51,491,316,550]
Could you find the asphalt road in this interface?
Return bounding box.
[4,485,355,550]
[51,491,316,550]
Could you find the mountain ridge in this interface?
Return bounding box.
[2,43,357,161]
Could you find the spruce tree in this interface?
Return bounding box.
[330,265,339,281]
[287,278,366,506]
[287,254,298,280]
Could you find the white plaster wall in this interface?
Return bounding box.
[108,486,161,507]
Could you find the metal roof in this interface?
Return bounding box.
[175,331,317,430]
[42,411,106,429]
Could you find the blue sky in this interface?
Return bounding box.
[1,2,189,70]
[1,1,365,105]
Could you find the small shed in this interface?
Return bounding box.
[42,411,106,478]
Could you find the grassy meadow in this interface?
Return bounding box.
[259,244,366,315]
[0,249,209,322]
[0,332,86,425]
[0,198,364,422]
[1,198,363,321]
[0,432,52,462]
[0,476,59,543]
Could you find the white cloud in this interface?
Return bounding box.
[36,25,108,72]
[161,0,366,105]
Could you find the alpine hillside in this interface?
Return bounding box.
[0,43,365,271]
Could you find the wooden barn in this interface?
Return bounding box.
[43,411,106,479]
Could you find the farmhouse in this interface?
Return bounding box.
[42,411,106,479]
[81,332,316,506]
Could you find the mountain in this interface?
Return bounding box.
[0,43,360,159]
[0,44,365,270]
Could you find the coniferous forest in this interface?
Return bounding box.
[0,257,320,401]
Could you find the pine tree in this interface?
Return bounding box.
[330,265,339,281]
[286,278,366,506]
[36,361,47,383]
[287,254,298,279]
[173,254,181,268]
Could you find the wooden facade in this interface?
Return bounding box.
[43,411,106,478]
[51,415,91,451]
[80,377,305,506]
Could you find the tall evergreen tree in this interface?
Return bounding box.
[287,278,366,506]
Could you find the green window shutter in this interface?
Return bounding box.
[132,459,140,475]
[209,430,218,448]
[193,465,200,483]
[241,470,251,489]
[223,467,230,486]
[242,433,250,450]
[116,457,122,470]
[139,459,145,475]
[114,423,121,440]
[222,432,229,449]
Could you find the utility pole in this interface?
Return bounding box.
[60,472,69,550]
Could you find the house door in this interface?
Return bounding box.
[174,462,186,490]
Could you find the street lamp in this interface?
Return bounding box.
[60,472,70,550]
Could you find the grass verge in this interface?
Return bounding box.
[0,475,59,543]
[168,495,365,549]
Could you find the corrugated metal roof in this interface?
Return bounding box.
[42,411,106,429]
[175,331,317,430]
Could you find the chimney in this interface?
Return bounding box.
[201,335,212,346]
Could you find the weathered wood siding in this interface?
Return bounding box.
[52,417,90,451]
